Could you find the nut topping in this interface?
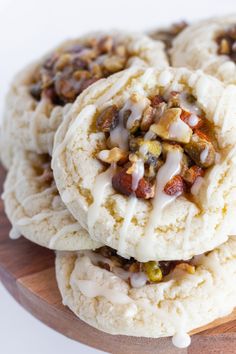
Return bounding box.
[164,175,185,196]
[112,168,155,199]
[96,89,217,201]
[97,147,128,164]
[30,35,131,105]
[216,25,236,63]
[96,105,119,132]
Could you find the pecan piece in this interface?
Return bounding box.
[151,95,165,108]
[164,175,185,196]
[96,105,119,132]
[112,168,154,199]
[140,106,155,131]
[97,36,113,54]
[183,165,204,185]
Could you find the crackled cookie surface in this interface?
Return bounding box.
[56,238,236,341]
[1,31,168,164]
[3,151,101,250]
[171,15,236,84]
[52,66,236,261]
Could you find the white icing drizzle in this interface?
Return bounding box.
[110,94,148,151]
[144,129,156,141]
[118,156,144,256]
[118,195,137,256]
[109,109,129,150]
[124,96,148,130]
[179,92,202,115]
[172,302,191,349]
[21,186,57,208]
[95,67,137,108]
[87,165,115,234]
[172,332,191,349]
[188,114,199,127]
[9,227,21,240]
[191,176,204,196]
[130,272,147,288]
[131,158,145,191]
[144,150,183,237]
[48,223,82,248]
[200,147,209,164]
[76,279,131,304]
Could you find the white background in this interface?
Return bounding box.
[0,1,235,353]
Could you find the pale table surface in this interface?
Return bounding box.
[0,0,235,353]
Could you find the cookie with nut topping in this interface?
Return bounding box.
[3,151,101,250]
[171,15,236,84]
[52,66,236,261]
[1,31,168,167]
[56,238,236,340]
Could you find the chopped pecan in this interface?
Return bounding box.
[140,106,155,131]
[183,165,204,185]
[112,168,155,199]
[96,105,119,132]
[164,175,185,196]
[98,36,113,54]
[151,95,165,108]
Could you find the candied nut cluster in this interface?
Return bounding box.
[216,25,236,63]
[150,21,188,50]
[30,36,129,105]
[95,246,195,286]
[96,91,217,200]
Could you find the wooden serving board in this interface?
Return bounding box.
[0,165,236,354]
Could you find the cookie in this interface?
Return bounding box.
[171,15,236,84]
[3,151,101,250]
[1,31,168,166]
[55,238,236,344]
[52,66,236,261]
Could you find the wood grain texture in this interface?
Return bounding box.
[0,165,235,353]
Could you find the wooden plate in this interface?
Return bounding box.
[0,165,235,354]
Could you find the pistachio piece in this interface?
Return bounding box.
[96,105,119,132]
[150,108,192,143]
[184,134,215,168]
[139,140,162,165]
[97,147,128,164]
[144,261,163,282]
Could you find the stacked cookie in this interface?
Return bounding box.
[1,17,236,349]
